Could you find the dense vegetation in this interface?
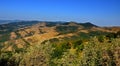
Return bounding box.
[79,22,97,28]
[56,26,78,34]
[0,31,120,66]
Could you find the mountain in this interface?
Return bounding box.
[79,22,98,27]
[0,21,120,48]
[0,20,23,24]
[0,21,120,66]
[0,21,119,48]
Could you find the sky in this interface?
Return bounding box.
[0,0,120,26]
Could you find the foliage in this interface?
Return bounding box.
[51,42,70,59]
[56,26,78,34]
[98,35,104,42]
[0,33,10,42]
[0,32,120,66]
[80,37,120,66]
[79,22,97,28]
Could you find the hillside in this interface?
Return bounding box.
[0,21,120,66]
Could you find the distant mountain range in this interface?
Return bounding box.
[0,21,97,35]
[0,20,21,24]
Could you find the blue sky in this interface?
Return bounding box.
[0,0,120,26]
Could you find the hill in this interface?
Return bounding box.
[0,21,120,50]
[0,21,120,66]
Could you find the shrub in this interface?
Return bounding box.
[0,36,120,66]
[51,42,70,59]
[98,35,104,42]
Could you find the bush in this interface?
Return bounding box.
[0,36,120,66]
[98,35,104,42]
[51,42,70,59]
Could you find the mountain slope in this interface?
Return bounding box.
[0,21,120,50]
[0,21,120,66]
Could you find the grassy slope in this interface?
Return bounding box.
[0,22,120,66]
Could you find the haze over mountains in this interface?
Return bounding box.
[0,20,120,26]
